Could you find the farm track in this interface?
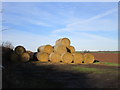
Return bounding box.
[2,62,120,88]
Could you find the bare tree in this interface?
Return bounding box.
[2,41,14,49]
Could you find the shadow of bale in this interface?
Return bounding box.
[93,60,100,63]
[2,62,91,88]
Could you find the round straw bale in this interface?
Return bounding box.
[72,53,84,64]
[67,46,75,53]
[54,45,67,55]
[49,52,61,63]
[20,52,30,62]
[15,46,26,55]
[26,50,34,60]
[61,53,73,64]
[10,52,19,62]
[55,38,71,47]
[84,53,94,64]
[38,45,53,54]
[36,52,49,62]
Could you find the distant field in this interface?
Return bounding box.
[76,51,120,53]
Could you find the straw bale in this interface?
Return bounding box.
[67,46,75,53]
[55,38,70,47]
[72,53,84,64]
[61,53,73,64]
[15,46,26,55]
[49,52,61,63]
[20,52,30,62]
[54,45,67,55]
[38,45,53,54]
[26,50,34,60]
[36,52,49,62]
[84,53,94,64]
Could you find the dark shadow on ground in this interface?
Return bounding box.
[2,62,90,88]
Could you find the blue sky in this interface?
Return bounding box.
[2,2,118,51]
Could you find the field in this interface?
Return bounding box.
[2,49,120,88]
[2,62,120,88]
[77,51,119,64]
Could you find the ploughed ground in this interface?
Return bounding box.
[2,61,120,88]
[90,53,119,64]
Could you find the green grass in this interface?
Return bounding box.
[93,62,120,67]
[72,66,105,74]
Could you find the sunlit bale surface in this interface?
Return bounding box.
[54,45,67,55]
[36,52,49,62]
[55,38,71,47]
[84,53,95,64]
[38,45,53,54]
[49,52,61,63]
[61,53,73,64]
[72,53,84,64]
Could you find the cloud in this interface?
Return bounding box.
[2,29,58,51]
[53,8,117,33]
[3,3,53,27]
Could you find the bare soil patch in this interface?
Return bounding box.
[88,53,119,64]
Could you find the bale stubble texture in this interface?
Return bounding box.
[20,52,30,62]
[61,53,73,64]
[72,53,84,64]
[84,53,94,64]
[38,45,53,54]
[36,52,49,62]
[55,38,71,47]
[15,46,26,55]
[54,45,67,55]
[49,52,61,63]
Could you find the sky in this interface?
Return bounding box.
[2,2,118,51]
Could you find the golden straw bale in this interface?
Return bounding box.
[49,52,61,63]
[38,45,53,54]
[61,53,73,64]
[67,46,75,53]
[54,45,67,55]
[10,52,19,62]
[20,52,30,62]
[72,53,84,64]
[55,38,71,47]
[84,53,94,64]
[36,52,49,62]
[26,50,34,60]
[15,46,26,55]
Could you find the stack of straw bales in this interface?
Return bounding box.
[36,38,94,64]
[10,46,33,62]
[10,38,94,64]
